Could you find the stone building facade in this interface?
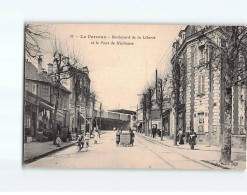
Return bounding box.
[171,25,246,146]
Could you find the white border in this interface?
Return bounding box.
[0,0,247,192]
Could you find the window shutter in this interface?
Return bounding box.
[198,75,201,93]
[194,48,197,66]
[202,75,205,93]
[191,46,195,67]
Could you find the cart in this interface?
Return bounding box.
[117,131,134,147]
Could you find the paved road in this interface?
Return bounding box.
[25,131,221,169]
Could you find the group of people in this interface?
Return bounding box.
[76,128,100,151]
[177,127,197,150]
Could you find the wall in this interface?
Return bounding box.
[25,80,51,102]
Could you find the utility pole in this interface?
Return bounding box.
[160,79,163,141]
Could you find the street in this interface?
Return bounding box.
[25,131,222,169]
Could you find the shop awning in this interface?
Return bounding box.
[39,101,55,110]
[79,113,89,122]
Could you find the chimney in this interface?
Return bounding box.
[38,55,42,74]
[42,68,47,74]
[48,63,53,75]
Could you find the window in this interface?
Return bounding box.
[63,98,67,109]
[25,114,31,128]
[191,46,195,67]
[198,113,204,133]
[199,48,205,63]
[42,86,49,98]
[198,74,205,94]
[32,84,38,95]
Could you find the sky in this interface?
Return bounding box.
[36,24,184,111]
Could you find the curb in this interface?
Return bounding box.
[23,142,75,165]
[137,133,245,153]
[201,160,230,169]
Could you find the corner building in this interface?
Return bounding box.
[171,25,246,146]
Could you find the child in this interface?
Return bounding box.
[56,132,62,147]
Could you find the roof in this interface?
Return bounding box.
[25,61,71,94]
[54,83,71,94]
[108,109,136,115]
[25,61,51,83]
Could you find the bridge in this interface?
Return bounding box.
[96,109,136,130]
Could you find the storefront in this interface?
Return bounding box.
[24,90,54,139]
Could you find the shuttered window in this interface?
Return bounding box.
[198,74,205,94]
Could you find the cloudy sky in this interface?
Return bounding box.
[38,24,183,111]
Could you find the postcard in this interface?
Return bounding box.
[23,24,246,169]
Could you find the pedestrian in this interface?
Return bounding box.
[116,130,120,146]
[177,128,184,145]
[189,128,197,150]
[94,129,99,144]
[56,132,62,147]
[129,129,135,146]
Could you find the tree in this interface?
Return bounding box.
[69,66,83,133]
[24,24,49,60]
[49,38,77,144]
[196,26,247,164]
[172,59,181,145]
[156,77,168,141]
[145,86,155,136]
[141,94,147,135]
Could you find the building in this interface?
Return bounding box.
[66,65,91,134]
[171,25,246,146]
[24,58,70,141]
[108,109,136,130]
[24,60,53,139]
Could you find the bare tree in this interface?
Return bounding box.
[172,59,181,145]
[24,24,49,60]
[156,77,168,141]
[49,38,75,144]
[144,85,155,136]
[140,94,147,135]
[69,66,83,133]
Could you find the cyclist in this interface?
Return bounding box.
[76,133,84,151]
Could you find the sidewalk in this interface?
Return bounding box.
[23,141,76,164]
[137,132,246,170]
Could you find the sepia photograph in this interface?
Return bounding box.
[23,24,247,170]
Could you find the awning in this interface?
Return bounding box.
[39,101,55,110]
[79,113,89,122]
